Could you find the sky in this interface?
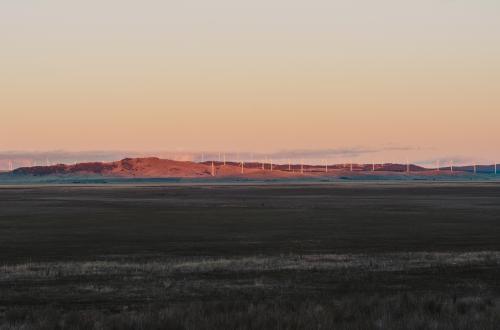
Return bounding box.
[1,0,499,166]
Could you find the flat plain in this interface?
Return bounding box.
[1,183,500,329]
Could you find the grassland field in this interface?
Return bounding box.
[1,182,500,329]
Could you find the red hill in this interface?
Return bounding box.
[12,157,463,179]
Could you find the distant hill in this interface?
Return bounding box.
[7,157,498,180]
[13,158,213,178]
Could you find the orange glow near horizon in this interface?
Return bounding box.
[1,1,500,164]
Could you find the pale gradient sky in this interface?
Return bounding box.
[1,0,499,164]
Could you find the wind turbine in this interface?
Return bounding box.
[495,163,497,175]
[211,161,215,177]
[372,161,375,172]
[406,159,410,174]
[288,159,291,172]
[474,163,477,175]
[241,161,244,174]
[223,153,226,165]
[325,160,328,173]
[450,160,454,173]
[270,159,273,172]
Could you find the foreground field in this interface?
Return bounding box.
[1,183,500,329]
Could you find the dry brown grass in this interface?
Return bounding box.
[2,252,500,329]
[2,251,499,280]
[1,294,499,330]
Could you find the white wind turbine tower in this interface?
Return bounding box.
[241,161,244,174]
[495,162,497,175]
[223,153,226,165]
[288,159,291,172]
[450,160,454,173]
[406,159,410,174]
[325,160,328,173]
[270,159,273,172]
[211,161,215,177]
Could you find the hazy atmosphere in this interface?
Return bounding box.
[2,0,499,165]
[3,2,500,329]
